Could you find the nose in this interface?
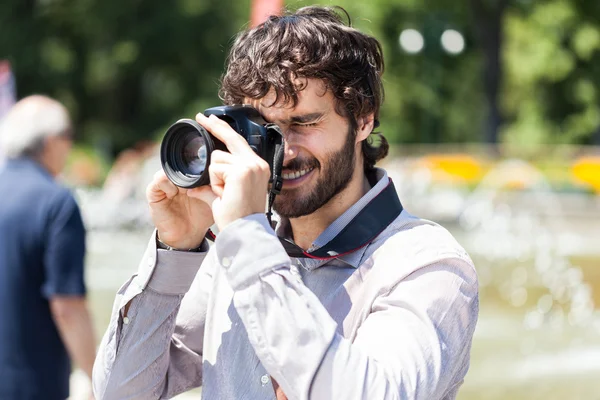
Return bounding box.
[275,122,300,164]
[282,138,298,164]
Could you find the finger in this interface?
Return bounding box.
[187,185,218,207]
[147,170,180,203]
[210,149,236,165]
[196,113,255,156]
[208,163,232,197]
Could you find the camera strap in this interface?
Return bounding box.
[264,123,285,226]
[205,176,403,260]
[278,178,402,259]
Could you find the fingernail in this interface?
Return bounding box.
[196,112,205,120]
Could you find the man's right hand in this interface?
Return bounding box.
[146,170,215,250]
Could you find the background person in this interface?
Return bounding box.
[0,95,96,400]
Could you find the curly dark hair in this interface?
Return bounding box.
[219,6,388,171]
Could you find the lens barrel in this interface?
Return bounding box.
[160,119,215,188]
[160,105,275,188]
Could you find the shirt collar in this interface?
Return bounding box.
[275,168,390,270]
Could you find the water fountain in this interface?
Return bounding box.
[454,159,600,398]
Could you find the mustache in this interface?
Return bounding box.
[283,158,320,171]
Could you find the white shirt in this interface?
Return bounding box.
[92,168,479,400]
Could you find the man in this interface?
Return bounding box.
[93,6,478,400]
[0,95,96,399]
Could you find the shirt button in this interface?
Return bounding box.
[123,317,130,325]
[221,256,232,268]
[148,257,154,266]
[260,374,270,386]
[290,266,302,281]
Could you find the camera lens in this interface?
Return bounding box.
[160,119,214,188]
[179,133,208,176]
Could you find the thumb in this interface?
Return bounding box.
[187,185,218,207]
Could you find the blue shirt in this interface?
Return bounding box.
[0,158,86,400]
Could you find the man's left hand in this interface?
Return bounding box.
[188,113,271,231]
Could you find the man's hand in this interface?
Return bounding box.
[188,113,271,231]
[146,170,215,249]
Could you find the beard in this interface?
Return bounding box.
[273,127,357,218]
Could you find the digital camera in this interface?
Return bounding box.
[160,105,282,188]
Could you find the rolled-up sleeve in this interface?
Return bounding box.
[42,190,87,298]
[92,231,212,400]
[215,214,479,400]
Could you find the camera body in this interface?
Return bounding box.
[161,105,281,188]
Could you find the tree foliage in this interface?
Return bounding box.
[0,0,248,156]
[1,0,599,157]
[502,0,600,145]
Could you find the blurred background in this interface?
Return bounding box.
[1,0,599,399]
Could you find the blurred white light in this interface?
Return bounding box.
[537,294,554,314]
[440,29,465,55]
[510,287,528,308]
[399,29,424,54]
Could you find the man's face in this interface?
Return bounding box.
[249,79,362,218]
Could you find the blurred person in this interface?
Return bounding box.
[0,60,17,165]
[93,6,478,400]
[0,95,96,400]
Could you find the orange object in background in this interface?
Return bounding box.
[420,154,484,184]
[572,156,600,193]
[251,0,284,27]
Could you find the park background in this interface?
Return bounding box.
[1,0,599,399]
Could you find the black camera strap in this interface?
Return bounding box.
[264,123,285,226]
[205,176,403,260]
[278,178,402,259]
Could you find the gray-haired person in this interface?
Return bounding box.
[93,6,478,400]
[0,95,96,400]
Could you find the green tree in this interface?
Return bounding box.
[502,0,600,146]
[0,0,248,156]
[330,0,487,144]
[3,0,599,156]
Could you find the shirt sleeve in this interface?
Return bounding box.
[215,214,479,400]
[42,189,86,298]
[92,231,212,400]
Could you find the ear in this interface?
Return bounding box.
[355,114,375,143]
